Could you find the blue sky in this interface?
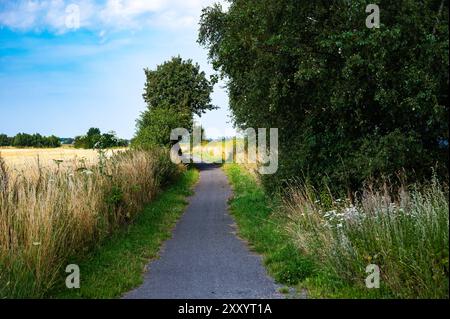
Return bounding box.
[0,0,235,139]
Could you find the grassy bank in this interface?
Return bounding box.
[0,149,181,298]
[223,164,449,298]
[284,178,449,299]
[53,168,199,298]
[223,164,315,292]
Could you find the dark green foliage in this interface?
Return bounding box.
[74,127,101,149]
[99,132,128,149]
[133,56,216,148]
[133,107,192,147]
[106,185,124,207]
[0,134,13,146]
[265,244,315,285]
[74,128,129,149]
[0,133,61,148]
[199,0,449,192]
[87,128,101,137]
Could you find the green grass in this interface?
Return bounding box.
[283,177,448,299]
[223,164,315,289]
[51,168,199,298]
[223,164,391,299]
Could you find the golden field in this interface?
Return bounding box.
[0,147,178,298]
[0,146,127,171]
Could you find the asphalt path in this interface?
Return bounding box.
[123,163,281,299]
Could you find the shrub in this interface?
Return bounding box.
[74,128,129,149]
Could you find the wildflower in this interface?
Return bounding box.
[387,202,396,211]
[324,210,337,217]
[341,205,363,223]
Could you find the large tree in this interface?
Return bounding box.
[133,56,216,147]
[199,0,449,192]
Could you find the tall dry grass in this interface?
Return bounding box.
[283,179,449,298]
[0,148,179,298]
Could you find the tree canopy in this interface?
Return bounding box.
[133,56,216,147]
[0,134,13,147]
[199,0,449,192]
[74,128,128,149]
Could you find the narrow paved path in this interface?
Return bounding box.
[123,163,281,299]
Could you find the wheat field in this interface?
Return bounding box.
[0,147,178,298]
[0,146,127,171]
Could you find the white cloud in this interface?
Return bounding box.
[0,1,41,30]
[99,0,162,28]
[0,0,93,32]
[0,0,228,33]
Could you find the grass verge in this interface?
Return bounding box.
[283,176,448,299]
[223,164,397,299]
[223,164,315,292]
[51,168,199,298]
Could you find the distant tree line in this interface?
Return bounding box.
[0,133,61,148]
[74,128,129,149]
[1,130,128,149]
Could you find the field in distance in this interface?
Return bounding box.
[0,145,127,171]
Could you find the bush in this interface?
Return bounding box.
[132,107,192,148]
[74,128,129,149]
